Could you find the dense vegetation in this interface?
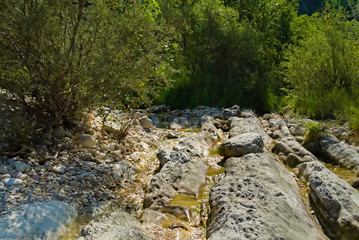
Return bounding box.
[1,0,359,151]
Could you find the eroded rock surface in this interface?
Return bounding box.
[298,161,359,240]
[219,133,264,157]
[207,153,328,240]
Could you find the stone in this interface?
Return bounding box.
[352,178,359,189]
[298,161,359,239]
[219,133,264,157]
[139,117,153,129]
[0,165,8,174]
[0,174,11,180]
[273,140,316,159]
[0,201,77,240]
[1,178,23,186]
[53,164,66,174]
[174,132,215,157]
[54,126,67,138]
[157,150,190,168]
[262,113,272,120]
[78,134,96,148]
[177,158,207,196]
[149,105,168,113]
[170,117,190,129]
[148,115,160,127]
[284,153,311,168]
[291,125,306,136]
[198,115,214,126]
[140,209,167,225]
[78,211,150,240]
[320,135,359,170]
[207,153,328,240]
[221,105,241,119]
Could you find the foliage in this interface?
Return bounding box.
[282,10,359,119]
[0,0,173,130]
[303,120,328,144]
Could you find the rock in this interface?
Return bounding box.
[149,105,168,113]
[273,140,316,159]
[262,113,272,120]
[53,164,66,174]
[284,153,311,168]
[207,153,328,240]
[0,165,8,174]
[1,178,23,186]
[174,132,215,157]
[222,105,241,119]
[54,126,67,138]
[228,117,272,146]
[319,135,359,170]
[78,134,96,148]
[219,133,264,157]
[177,158,207,196]
[0,174,11,180]
[298,161,359,239]
[291,125,306,136]
[160,205,191,221]
[170,117,190,129]
[198,115,214,126]
[352,178,359,189]
[157,150,190,168]
[0,201,77,239]
[148,115,160,127]
[140,209,167,225]
[139,117,153,129]
[78,211,150,240]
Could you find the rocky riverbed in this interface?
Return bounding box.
[1,105,359,239]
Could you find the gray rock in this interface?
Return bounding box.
[78,134,96,148]
[140,209,167,225]
[157,150,190,168]
[298,161,359,239]
[273,140,316,159]
[1,178,23,186]
[0,201,77,239]
[352,178,359,189]
[0,165,8,174]
[178,158,207,196]
[219,133,264,157]
[148,105,168,113]
[320,135,359,170]
[139,117,153,129]
[284,153,311,168]
[198,115,214,126]
[222,105,241,119]
[207,153,328,240]
[148,115,160,127]
[174,132,215,157]
[170,117,190,129]
[53,164,66,174]
[54,126,67,138]
[228,117,272,146]
[0,174,11,180]
[262,113,272,120]
[291,125,306,136]
[78,211,150,240]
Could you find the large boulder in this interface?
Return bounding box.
[174,132,215,157]
[0,201,77,240]
[319,135,359,170]
[222,105,241,119]
[218,133,264,157]
[207,153,328,240]
[170,117,190,129]
[78,211,151,240]
[298,161,359,240]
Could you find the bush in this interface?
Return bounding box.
[303,120,327,144]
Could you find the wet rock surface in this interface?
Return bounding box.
[298,161,359,240]
[207,153,328,240]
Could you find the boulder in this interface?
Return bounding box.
[1,178,23,186]
[177,158,207,196]
[319,135,359,170]
[139,117,153,129]
[78,211,151,240]
[174,132,215,157]
[273,140,316,159]
[298,161,359,239]
[148,105,168,113]
[156,150,190,168]
[0,201,77,240]
[284,153,311,168]
[54,126,67,138]
[222,105,241,119]
[218,133,264,157]
[170,117,190,129]
[207,153,328,240]
[291,125,306,136]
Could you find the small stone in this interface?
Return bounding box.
[351,178,359,189]
[0,165,8,174]
[0,182,4,188]
[139,117,153,129]
[1,174,11,180]
[78,134,96,148]
[14,161,29,173]
[53,165,66,174]
[54,126,67,138]
[1,178,23,186]
[263,113,272,120]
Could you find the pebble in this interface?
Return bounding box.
[0,165,8,174]
[53,164,66,174]
[1,174,11,180]
[1,178,23,186]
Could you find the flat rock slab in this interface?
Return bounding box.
[229,117,272,146]
[219,133,264,157]
[0,201,77,240]
[78,211,151,240]
[320,136,359,170]
[298,161,359,240]
[207,153,327,240]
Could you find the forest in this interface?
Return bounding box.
[1,0,359,151]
